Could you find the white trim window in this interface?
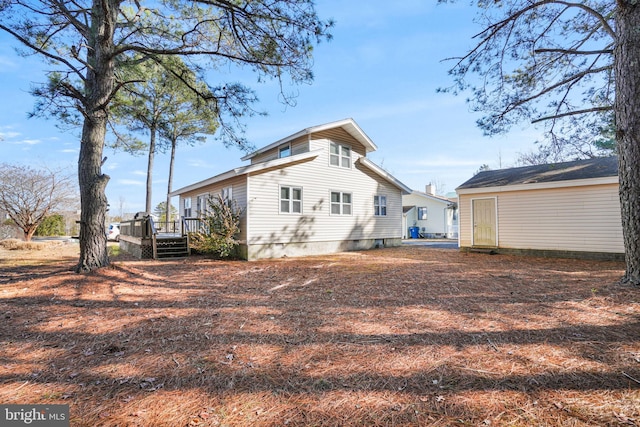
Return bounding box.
[329,142,351,168]
[183,198,192,217]
[331,191,352,215]
[196,194,207,217]
[374,195,387,216]
[280,186,302,214]
[279,144,291,158]
[418,207,428,220]
[221,186,233,202]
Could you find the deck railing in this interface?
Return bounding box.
[119,218,153,239]
[120,216,206,258]
[183,217,207,234]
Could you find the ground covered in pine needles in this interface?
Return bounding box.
[0,242,639,426]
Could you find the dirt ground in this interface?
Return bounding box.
[0,241,639,426]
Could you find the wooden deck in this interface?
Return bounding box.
[119,218,191,259]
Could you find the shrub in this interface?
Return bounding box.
[35,214,66,236]
[190,194,244,259]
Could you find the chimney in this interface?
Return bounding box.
[425,183,435,195]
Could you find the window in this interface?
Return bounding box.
[329,143,351,168]
[184,198,192,217]
[374,195,387,216]
[418,207,428,220]
[221,186,233,202]
[280,186,302,213]
[331,191,352,215]
[196,195,207,217]
[279,144,291,158]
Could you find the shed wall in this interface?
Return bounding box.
[458,182,623,254]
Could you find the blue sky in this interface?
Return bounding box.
[0,1,546,214]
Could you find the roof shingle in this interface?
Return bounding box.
[457,157,618,190]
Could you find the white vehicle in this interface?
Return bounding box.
[107,223,120,241]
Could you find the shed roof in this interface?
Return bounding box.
[457,156,618,190]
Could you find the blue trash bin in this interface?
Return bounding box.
[409,226,419,239]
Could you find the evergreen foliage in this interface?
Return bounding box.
[190,194,244,259]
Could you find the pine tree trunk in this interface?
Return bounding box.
[145,126,157,213]
[166,137,177,230]
[77,114,110,272]
[75,0,118,273]
[615,3,640,286]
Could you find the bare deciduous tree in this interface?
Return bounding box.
[0,164,76,241]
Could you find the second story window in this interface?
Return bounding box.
[330,143,351,168]
[279,144,291,158]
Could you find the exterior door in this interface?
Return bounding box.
[473,198,496,247]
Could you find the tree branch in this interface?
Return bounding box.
[0,23,86,83]
[531,105,613,123]
[534,48,613,55]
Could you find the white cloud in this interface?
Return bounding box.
[0,55,17,69]
[132,170,147,176]
[0,131,20,139]
[59,149,78,153]
[186,159,213,168]
[117,179,144,186]
[17,139,41,145]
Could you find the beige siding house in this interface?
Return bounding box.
[402,185,458,239]
[170,118,411,260]
[456,157,623,259]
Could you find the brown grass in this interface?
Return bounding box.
[0,238,58,251]
[0,245,638,426]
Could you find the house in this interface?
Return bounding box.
[402,184,458,239]
[170,118,412,260]
[455,156,624,260]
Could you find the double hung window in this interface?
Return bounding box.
[331,191,352,215]
[280,186,302,213]
[374,195,387,216]
[221,186,233,202]
[329,143,351,168]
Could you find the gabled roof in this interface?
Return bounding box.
[356,157,412,194]
[170,149,322,196]
[241,118,377,161]
[406,190,455,205]
[457,156,618,190]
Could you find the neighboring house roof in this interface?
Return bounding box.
[457,156,618,190]
[170,149,322,196]
[406,190,455,205]
[241,118,378,161]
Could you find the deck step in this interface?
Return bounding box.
[155,236,189,259]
